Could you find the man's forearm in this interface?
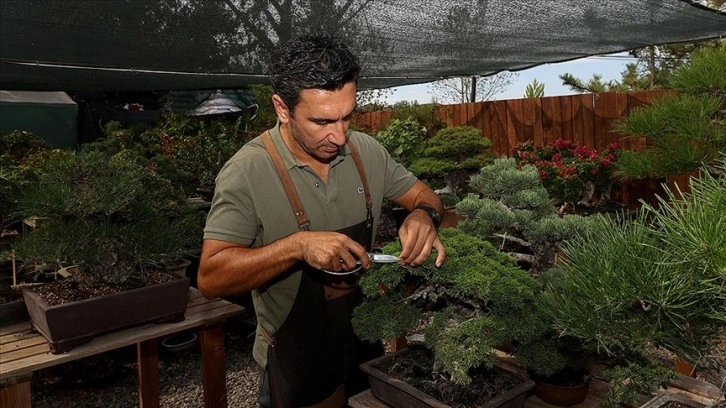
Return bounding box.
[197,236,303,298]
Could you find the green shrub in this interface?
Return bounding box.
[374,117,427,167]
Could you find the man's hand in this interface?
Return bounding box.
[397,209,445,267]
[295,231,371,272]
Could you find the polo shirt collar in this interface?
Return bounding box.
[269,122,350,171]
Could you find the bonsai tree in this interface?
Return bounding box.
[540,158,726,406]
[456,157,593,275]
[11,150,203,288]
[613,44,725,180]
[409,126,496,200]
[352,228,540,385]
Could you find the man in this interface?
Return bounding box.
[198,33,445,408]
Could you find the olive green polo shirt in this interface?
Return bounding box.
[203,123,416,366]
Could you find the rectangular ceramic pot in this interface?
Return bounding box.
[360,348,535,408]
[23,277,190,354]
[639,393,705,408]
[0,298,29,326]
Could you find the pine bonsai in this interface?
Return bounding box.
[12,150,203,288]
[456,157,593,275]
[614,44,725,179]
[540,158,726,404]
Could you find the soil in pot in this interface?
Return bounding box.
[378,348,525,407]
[529,368,590,407]
[32,271,176,306]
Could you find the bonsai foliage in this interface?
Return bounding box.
[456,157,593,274]
[353,228,538,385]
[12,151,203,287]
[540,158,726,403]
[511,138,621,209]
[85,109,251,195]
[408,126,496,198]
[614,44,726,179]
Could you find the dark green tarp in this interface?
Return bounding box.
[0,91,78,148]
[1,0,725,91]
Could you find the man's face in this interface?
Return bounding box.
[279,82,357,163]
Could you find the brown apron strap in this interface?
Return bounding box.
[345,140,373,214]
[261,131,311,230]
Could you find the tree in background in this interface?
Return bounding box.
[428,72,517,104]
[523,79,545,98]
[560,38,724,94]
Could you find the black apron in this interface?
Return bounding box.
[258,132,383,408]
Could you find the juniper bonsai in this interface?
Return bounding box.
[408,126,496,199]
[353,228,540,385]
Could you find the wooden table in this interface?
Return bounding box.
[0,288,244,408]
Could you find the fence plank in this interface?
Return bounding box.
[597,92,629,149]
[571,94,594,148]
[494,100,510,155]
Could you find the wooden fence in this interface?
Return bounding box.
[355,90,673,155]
[355,90,679,207]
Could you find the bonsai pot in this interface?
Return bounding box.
[639,393,705,408]
[22,277,190,354]
[529,369,590,407]
[162,330,197,353]
[0,297,29,326]
[359,348,534,408]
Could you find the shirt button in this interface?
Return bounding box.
[315,182,320,187]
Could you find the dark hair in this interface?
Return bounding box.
[270,33,360,113]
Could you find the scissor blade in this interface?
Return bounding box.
[370,253,400,263]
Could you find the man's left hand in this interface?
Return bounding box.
[397,209,445,267]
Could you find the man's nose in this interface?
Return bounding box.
[328,121,347,145]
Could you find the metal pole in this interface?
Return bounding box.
[470,76,477,102]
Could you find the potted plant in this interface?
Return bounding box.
[11,150,203,353]
[456,157,594,275]
[539,158,726,407]
[352,228,536,408]
[511,138,622,213]
[454,157,598,405]
[408,125,497,200]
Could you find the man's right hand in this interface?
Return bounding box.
[294,231,371,272]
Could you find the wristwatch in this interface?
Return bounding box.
[413,205,442,229]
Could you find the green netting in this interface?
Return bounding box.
[1,0,725,91]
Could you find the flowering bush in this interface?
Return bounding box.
[512,138,620,207]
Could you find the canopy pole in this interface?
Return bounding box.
[470,76,477,102]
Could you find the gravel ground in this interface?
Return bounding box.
[31,313,262,408]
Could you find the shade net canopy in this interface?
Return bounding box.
[1,0,725,91]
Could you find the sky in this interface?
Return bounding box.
[381,52,638,104]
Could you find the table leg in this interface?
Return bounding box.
[0,375,32,408]
[137,339,160,408]
[200,323,227,408]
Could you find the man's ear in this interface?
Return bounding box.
[272,94,291,124]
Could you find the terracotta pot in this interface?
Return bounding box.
[23,277,190,354]
[359,348,534,408]
[533,378,589,407]
[674,356,696,377]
